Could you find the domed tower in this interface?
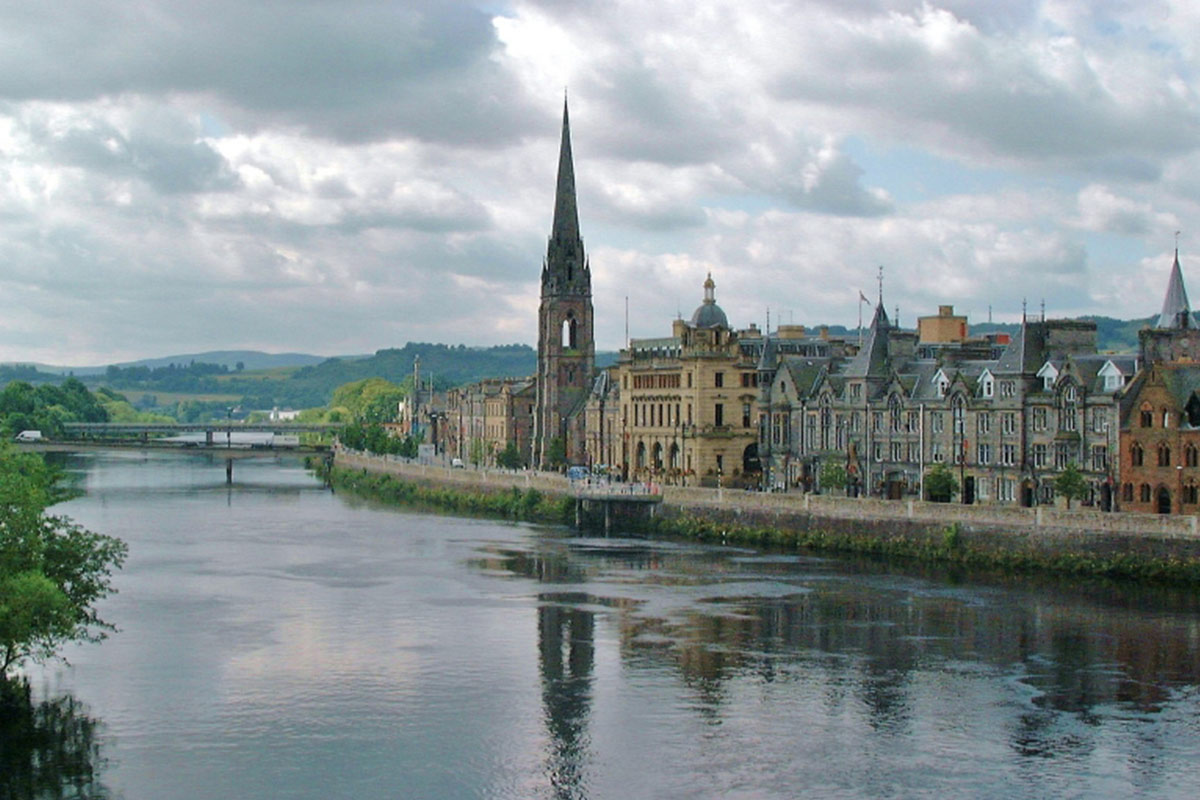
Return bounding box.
[533,98,595,467]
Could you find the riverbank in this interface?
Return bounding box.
[326,450,1200,585]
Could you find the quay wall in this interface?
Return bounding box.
[333,450,1200,562]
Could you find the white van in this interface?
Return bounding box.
[14,430,43,442]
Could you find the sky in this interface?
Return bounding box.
[3,0,1200,366]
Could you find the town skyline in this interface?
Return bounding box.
[3,1,1199,366]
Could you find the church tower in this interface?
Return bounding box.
[533,98,595,467]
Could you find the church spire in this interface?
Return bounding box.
[1157,247,1193,329]
[551,96,580,249]
[543,95,588,296]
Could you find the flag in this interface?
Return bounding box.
[859,290,869,304]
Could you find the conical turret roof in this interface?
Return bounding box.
[1157,249,1194,329]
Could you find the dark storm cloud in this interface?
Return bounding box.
[0,0,541,145]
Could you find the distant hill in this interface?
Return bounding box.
[15,350,334,376]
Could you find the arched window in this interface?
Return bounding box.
[820,395,832,450]
[889,395,903,433]
[1158,443,1172,467]
[635,441,646,469]
[1140,483,1152,503]
[1122,483,1133,502]
[1141,407,1153,428]
[652,442,663,470]
[1187,444,1198,468]
[1185,481,1199,505]
[561,313,577,349]
[1131,442,1144,466]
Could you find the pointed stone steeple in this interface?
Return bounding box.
[543,97,588,296]
[534,96,594,469]
[845,302,891,379]
[1157,249,1193,329]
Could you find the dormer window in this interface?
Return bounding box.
[980,370,994,399]
[1037,362,1059,392]
[932,369,949,398]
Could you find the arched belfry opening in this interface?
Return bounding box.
[561,313,578,349]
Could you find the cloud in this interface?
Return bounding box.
[0,0,542,145]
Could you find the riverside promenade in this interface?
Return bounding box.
[333,449,1200,560]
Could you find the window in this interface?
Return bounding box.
[891,441,903,461]
[978,443,992,465]
[687,372,693,388]
[872,412,883,433]
[1131,442,1144,466]
[1039,484,1055,503]
[851,413,861,433]
[714,403,724,427]
[931,413,944,434]
[1188,444,1199,468]
[1140,483,1151,503]
[1033,443,1048,468]
[1002,413,1017,435]
[978,412,991,436]
[906,411,919,433]
[1163,409,1171,428]
[1186,482,1199,505]
[890,397,903,433]
[1158,443,1172,467]
[1001,444,1016,466]
[743,403,752,429]
[908,442,920,462]
[1055,443,1070,470]
[976,478,990,500]
[1141,409,1153,428]
[714,372,724,388]
[850,383,862,400]
[998,478,1015,502]
[1000,381,1016,398]
[874,442,883,462]
[1091,408,1106,434]
[931,442,944,463]
[1033,407,1047,432]
[952,396,965,435]
[1092,445,1108,472]
[981,375,994,398]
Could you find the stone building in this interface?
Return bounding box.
[443,378,534,466]
[1119,251,1200,513]
[757,295,1134,507]
[533,99,594,468]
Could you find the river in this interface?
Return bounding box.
[12,451,1200,799]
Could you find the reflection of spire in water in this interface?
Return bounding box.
[539,597,595,800]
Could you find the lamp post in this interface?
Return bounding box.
[226,406,233,449]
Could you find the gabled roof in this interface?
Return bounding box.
[780,355,830,399]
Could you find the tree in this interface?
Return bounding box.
[468,438,487,467]
[925,462,959,503]
[819,461,848,495]
[545,437,567,470]
[0,446,127,676]
[496,442,524,470]
[1054,462,1088,509]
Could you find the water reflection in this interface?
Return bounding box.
[479,533,1200,793]
[0,680,110,800]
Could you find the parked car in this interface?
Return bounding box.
[451,458,465,468]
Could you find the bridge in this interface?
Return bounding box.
[33,422,342,484]
[63,421,343,436]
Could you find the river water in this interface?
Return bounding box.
[13,451,1200,799]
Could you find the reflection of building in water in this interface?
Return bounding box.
[538,597,594,800]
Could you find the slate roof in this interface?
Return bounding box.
[1157,250,1195,329]
[842,303,891,378]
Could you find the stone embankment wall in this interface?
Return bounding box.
[334,450,1200,560]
